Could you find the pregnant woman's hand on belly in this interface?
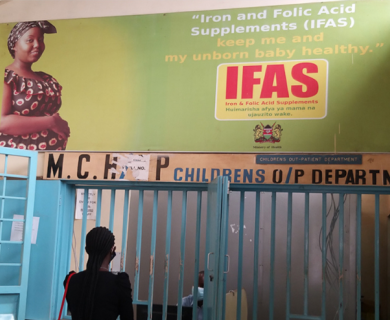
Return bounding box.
[50,113,70,140]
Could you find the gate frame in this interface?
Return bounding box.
[0,148,37,320]
[228,183,388,320]
[53,180,210,320]
[52,180,388,320]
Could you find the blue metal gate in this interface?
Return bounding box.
[56,180,219,320]
[224,184,389,320]
[55,179,387,320]
[0,148,37,320]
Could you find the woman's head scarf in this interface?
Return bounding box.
[7,21,56,58]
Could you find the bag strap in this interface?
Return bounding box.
[58,272,76,320]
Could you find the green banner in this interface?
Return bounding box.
[0,1,389,152]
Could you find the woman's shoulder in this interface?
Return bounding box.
[4,68,62,95]
[35,71,60,84]
[4,68,17,84]
[63,271,76,287]
[114,272,131,288]
[64,270,76,279]
[63,271,86,286]
[4,68,60,84]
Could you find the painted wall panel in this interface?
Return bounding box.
[26,180,61,320]
[0,181,26,289]
[0,180,61,319]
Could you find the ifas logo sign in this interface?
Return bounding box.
[215,59,328,121]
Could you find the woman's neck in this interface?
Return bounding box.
[99,261,110,271]
[7,60,44,81]
[99,251,113,272]
[10,59,33,73]
[99,266,109,271]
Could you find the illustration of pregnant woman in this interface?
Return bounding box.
[0,21,70,150]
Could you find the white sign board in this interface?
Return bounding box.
[75,189,97,220]
[10,214,40,244]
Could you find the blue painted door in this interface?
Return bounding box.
[0,148,37,320]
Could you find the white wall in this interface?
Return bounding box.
[0,0,340,23]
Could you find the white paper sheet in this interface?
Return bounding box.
[75,189,97,220]
[110,153,151,181]
[10,214,40,244]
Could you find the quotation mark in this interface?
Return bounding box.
[192,15,200,19]
[376,43,384,47]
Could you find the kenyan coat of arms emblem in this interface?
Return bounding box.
[253,123,283,143]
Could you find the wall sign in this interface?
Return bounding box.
[255,154,362,164]
[1,1,390,152]
[216,59,328,121]
[43,153,390,186]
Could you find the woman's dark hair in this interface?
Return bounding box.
[78,227,115,320]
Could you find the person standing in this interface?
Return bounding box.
[182,271,205,320]
[64,227,134,320]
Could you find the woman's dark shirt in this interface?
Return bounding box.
[64,271,134,320]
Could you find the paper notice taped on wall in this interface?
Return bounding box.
[10,214,40,244]
[75,189,97,220]
[111,154,150,181]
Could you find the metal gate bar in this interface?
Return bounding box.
[269,191,276,320]
[133,189,144,304]
[252,191,260,320]
[121,190,130,271]
[192,191,203,320]
[220,184,230,320]
[338,193,344,320]
[374,194,380,320]
[108,191,115,232]
[147,191,159,317]
[78,189,89,271]
[236,191,245,320]
[321,193,327,320]
[95,189,102,227]
[162,191,173,320]
[304,193,309,317]
[286,192,292,320]
[356,194,362,320]
[177,191,188,320]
